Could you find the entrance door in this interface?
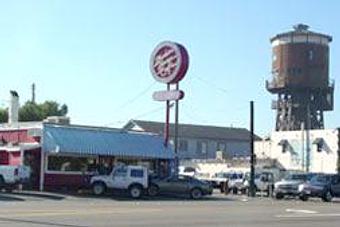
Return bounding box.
[24,148,41,190]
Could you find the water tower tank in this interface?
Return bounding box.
[266,24,334,131]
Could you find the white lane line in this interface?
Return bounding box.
[285,208,318,214]
[276,213,340,218]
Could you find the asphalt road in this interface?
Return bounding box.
[1,191,340,227]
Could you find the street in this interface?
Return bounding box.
[1,191,340,227]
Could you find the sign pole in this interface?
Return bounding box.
[174,83,179,173]
[150,41,189,176]
[164,83,170,146]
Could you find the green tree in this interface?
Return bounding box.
[19,102,44,122]
[0,108,8,123]
[0,101,68,123]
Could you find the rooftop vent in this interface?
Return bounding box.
[43,116,70,125]
[293,24,309,32]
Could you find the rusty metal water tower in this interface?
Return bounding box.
[266,24,334,131]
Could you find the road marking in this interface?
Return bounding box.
[285,209,318,214]
[0,208,162,218]
[276,213,340,218]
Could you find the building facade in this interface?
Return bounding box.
[255,129,340,173]
[1,122,174,191]
[123,120,260,160]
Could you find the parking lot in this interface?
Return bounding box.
[1,191,340,227]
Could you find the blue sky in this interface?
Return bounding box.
[0,0,339,136]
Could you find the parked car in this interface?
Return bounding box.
[0,165,31,191]
[148,175,213,199]
[178,166,196,177]
[299,174,340,202]
[198,172,228,190]
[274,173,316,199]
[240,171,275,196]
[212,172,244,194]
[90,165,148,199]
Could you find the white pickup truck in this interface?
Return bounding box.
[90,165,148,199]
[0,165,31,191]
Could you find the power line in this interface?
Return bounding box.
[132,106,165,120]
[193,75,229,94]
[116,81,157,110]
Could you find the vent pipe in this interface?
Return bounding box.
[9,90,19,125]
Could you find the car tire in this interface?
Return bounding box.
[92,182,106,196]
[232,187,238,195]
[148,184,159,197]
[322,190,332,202]
[241,188,247,195]
[275,193,284,200]
[129,184,143,199]
[190,188,203,200]
[299,194,309,201]
[0,176,4,188]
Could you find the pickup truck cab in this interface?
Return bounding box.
[274,173,316,199]
[90,165,148,199]
[240,172,275,196]
[0,165,31,191]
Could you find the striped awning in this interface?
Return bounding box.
[42,123,174,159]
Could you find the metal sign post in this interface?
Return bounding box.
[150,41,189,174]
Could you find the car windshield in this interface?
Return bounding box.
[216,172,230,178]
[310,175,330,184]
[285,174,307,181]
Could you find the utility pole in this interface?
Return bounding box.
[31,83,36,104]
[306,100,311,172]
[249,101,256,197]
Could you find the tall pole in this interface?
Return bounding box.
[174,83,179,173]
[249,101,256,197]
[164,84,170,146]
[306,100,311,172]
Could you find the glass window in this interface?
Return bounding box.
[308,50,314,60]
[47,156,96,172]
[179,140,188,152]
[114,166,128,177]
[217,142,226,152]
[130,169,144,178]
[196,141,208,155]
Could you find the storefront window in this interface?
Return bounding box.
[47,155,96,172]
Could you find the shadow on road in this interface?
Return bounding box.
[70,191,235,202]
[11,191,66,201]
[0,217,89,227]
[0,193,25,202]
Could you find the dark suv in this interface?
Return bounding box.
[299,174,340,202]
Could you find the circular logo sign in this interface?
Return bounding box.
[150,41,189,84]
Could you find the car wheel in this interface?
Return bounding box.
[148,184,159,197]
[92,182,106,196]
[275,193,284,200]
[190,188,203,199]
[0,176,4,188]
[232,187,238,195]
[129,185,142,199]
[299,194,309,201]
[322,190,332,202]
[241,188,247,195]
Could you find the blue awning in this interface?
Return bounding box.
[42,124,174,159]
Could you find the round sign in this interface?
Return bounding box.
[150,41,189,84]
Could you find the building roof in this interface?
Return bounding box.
[123,120,261,141]
[0,121,42,131]
[42,123,174,159]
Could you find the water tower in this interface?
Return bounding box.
[266,24,334,131]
